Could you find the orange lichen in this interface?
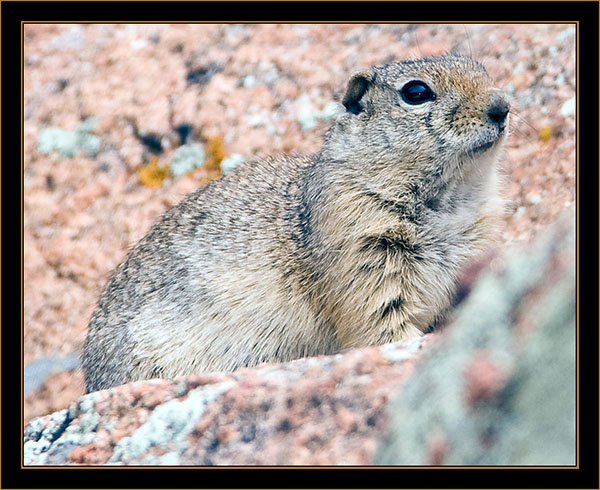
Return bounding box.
[539,125,552,142]
[139,157,170,189]
[203,136,226,173]
[188,135,226,185]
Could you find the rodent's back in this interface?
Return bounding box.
[83,155,340,392]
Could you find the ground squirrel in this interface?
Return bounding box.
[83,54,509,393]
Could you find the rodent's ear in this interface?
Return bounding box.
[342,71,372,115]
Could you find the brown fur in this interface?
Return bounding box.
[83,55,509,392]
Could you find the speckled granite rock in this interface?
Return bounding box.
[23,211,574,466]
[376,210,576,466]
[24,335,434,466]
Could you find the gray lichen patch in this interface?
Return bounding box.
[170,144,205,177]
[23,408,73,465]
[381,337,425,363]
[38,117,100,158]
[220,153,244,175]
[108,381,234,465]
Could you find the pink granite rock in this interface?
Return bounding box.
[24,335,434,465]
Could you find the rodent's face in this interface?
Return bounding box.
[337,55,510,179]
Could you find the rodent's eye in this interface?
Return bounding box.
[399,80,436,105]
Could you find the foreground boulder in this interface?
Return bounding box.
[24,212,575,465]
[377,210,576,465]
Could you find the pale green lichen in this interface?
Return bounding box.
[220,153,244,175]
[108,381,234,465]
[38,117,100,158]
[170,144,205,177]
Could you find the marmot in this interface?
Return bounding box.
[83,54,509,393]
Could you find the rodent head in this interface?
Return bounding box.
[324,54,510,189]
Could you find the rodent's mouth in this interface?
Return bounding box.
[467,136,500,155]
[470,140,495,154]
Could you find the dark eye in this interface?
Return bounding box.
[400,80,436,105]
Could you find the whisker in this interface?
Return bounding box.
[413,26,424,58]
[463,24,474,59]
[511,109,538,133]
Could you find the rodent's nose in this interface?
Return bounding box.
[487,97,510,128]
